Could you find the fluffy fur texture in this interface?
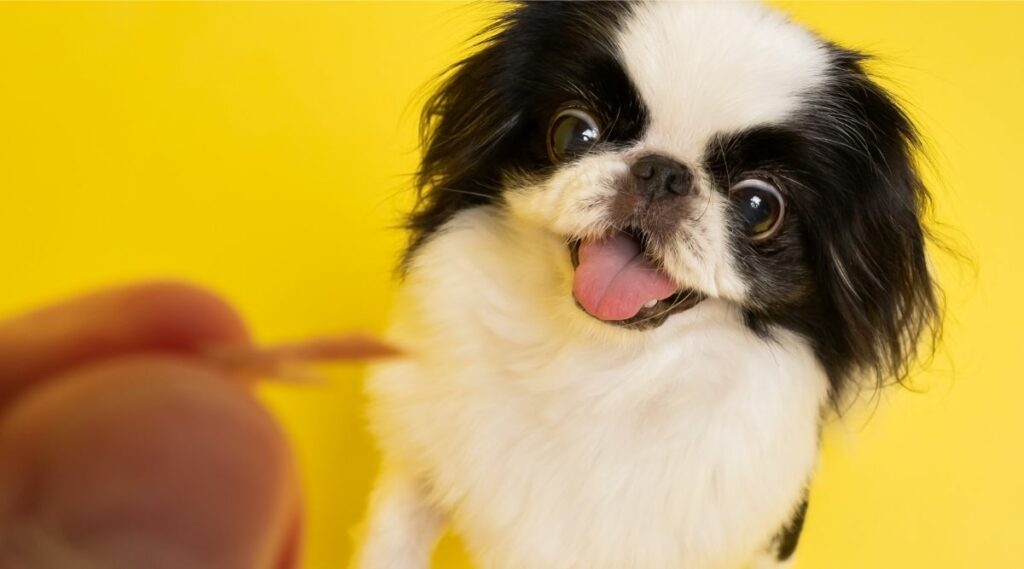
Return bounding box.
[358,2,939,568]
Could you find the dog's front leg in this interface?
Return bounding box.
[355,471,445,569]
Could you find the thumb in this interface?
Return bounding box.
[0,357,301,569]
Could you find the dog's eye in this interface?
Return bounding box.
[548,108,601,163]
[730,179,785,241]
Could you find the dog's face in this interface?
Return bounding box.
[408,2,938,395]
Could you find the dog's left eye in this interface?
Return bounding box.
[730,179,786,241]
[548,108,601,163]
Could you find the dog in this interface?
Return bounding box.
[357,2,939,568]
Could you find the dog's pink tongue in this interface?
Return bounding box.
[573,233,677,321]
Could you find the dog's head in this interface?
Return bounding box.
[407,1,939,395]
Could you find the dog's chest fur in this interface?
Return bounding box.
[368,208,829,569]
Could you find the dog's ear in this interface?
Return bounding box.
[405,14,529,265]
[808,50,941,396]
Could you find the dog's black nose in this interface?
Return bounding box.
[629,154,692,198]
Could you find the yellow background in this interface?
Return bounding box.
[0,2,1021,567]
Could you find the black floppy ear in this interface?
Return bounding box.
[809,51,941,394]
[405,14,529,264]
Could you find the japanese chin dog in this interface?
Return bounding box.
[357,2,939,568]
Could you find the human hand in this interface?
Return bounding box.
[0,282,391,568]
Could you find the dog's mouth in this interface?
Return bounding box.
[569,230,704,330]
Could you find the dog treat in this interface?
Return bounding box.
[204,334,401,382]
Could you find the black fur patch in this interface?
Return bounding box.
[407,1,642,264]
[775,497,809,561]
[704,47,940,402]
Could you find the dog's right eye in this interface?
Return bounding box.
[548,108,601,163]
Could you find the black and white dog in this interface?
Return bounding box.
[358,2,938,568]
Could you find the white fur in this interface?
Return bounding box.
[361,208,827,569]
[617,1,829,162]
[358,3,832,568]
[753,554,795,569]
[505,148,749,302]
[355,473,443,569]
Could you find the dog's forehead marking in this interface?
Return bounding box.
[615,1,830,162]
